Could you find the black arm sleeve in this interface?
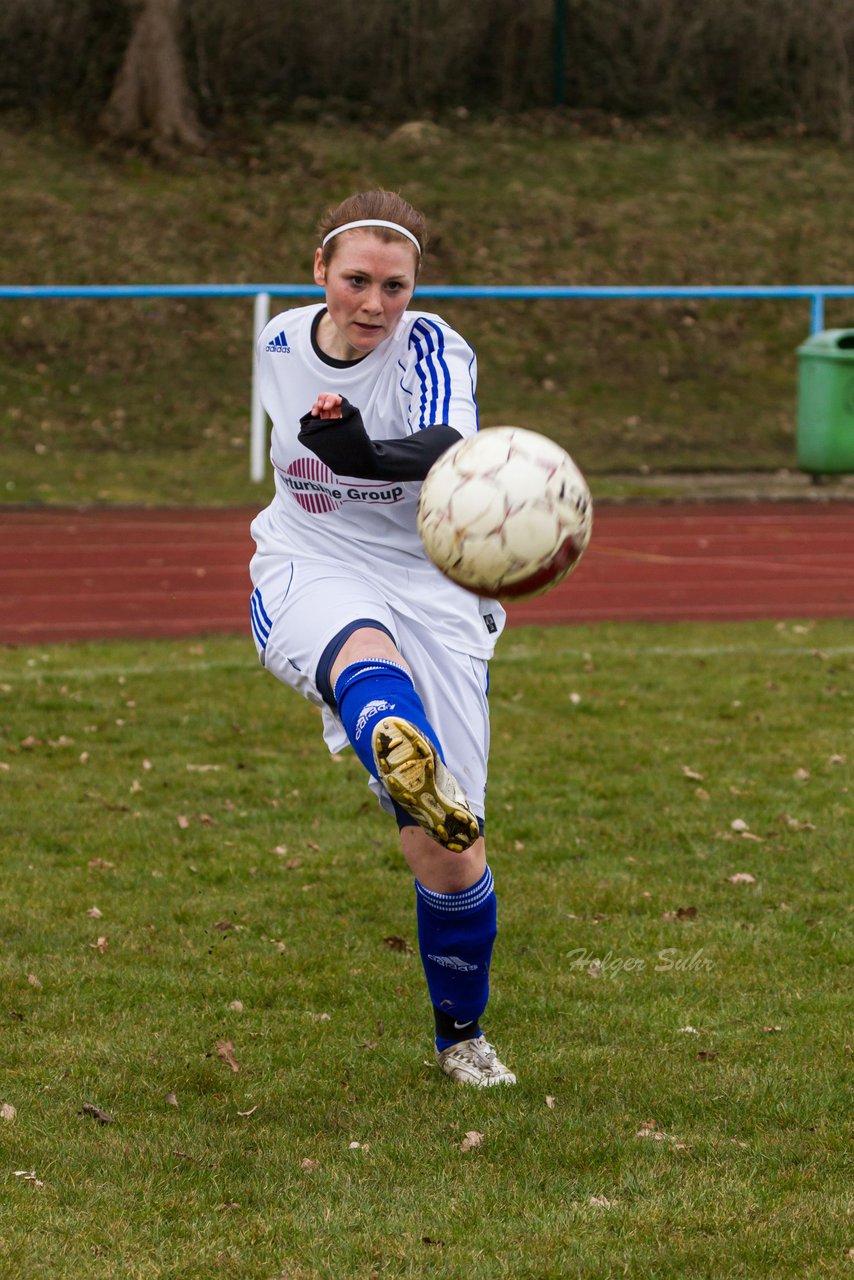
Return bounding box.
[298,398,461,481]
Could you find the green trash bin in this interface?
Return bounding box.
[796,328,854,474]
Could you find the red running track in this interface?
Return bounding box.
[1,502,853,645]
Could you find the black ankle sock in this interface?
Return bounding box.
[433,1006,481,1046]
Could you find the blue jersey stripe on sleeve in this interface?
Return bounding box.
[413,321,440,424]
[416,318,452,423]
[408,327,431,428]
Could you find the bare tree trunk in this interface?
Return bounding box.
[100,0,203,156]
[833,6,853,145]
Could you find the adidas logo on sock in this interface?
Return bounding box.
[428,954,478,972]
[354,699,394,740]
[266,330,291,353]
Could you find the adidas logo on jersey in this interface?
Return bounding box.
[354,698,394,741]
[266,330,291,353]
[428,954,478,972]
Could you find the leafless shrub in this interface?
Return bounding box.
[0,0,851,141]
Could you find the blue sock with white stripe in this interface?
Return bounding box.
[415,867,497,1050]
[333,659,443,781]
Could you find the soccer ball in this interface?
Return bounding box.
[416,426,593,600]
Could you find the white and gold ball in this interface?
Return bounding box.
[416,426,592,601]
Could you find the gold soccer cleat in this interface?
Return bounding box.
[371,716,479,853]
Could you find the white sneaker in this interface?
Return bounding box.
[435,1036,517,1087]
[371,716,480,853]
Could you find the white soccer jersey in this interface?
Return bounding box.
[250,303,506,657]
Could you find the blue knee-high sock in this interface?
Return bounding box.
[415,867,497,1050]
[333,659,443,780]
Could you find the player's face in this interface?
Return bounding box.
[313,232,417,360]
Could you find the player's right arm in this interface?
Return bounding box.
[298,395,460,481]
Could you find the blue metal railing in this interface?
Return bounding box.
[3,281,854,334]
[3,283,853,478]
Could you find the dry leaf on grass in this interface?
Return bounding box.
[300,1158,319,1171]
[87,858,115,870]
[215,1040,240,1073]
[728,872,756,884]
[14,1170,45,1188]
[383,935,414,954]
[460,1130,484,1152]
[348,1140,369,1150]
[89,936,108,954]
[79,1103,115,1124]
[86,906,102,919]
[682,766,704,781]
[763,1025,782,1033]
[637,1122,667,1141]
[637,1121,690,1150]
[793,767,810,781]
[27,974,41,988]
[177,815,190,830]
[1,1103,16,1121]
[229,1000,244,1013]
[164,1092,178,1107]
[86,793,130,813]
[545,1096,556,1109]
[782,815,816,832]
[237,1106,257,1118]
[589,1195,615,1208]
[662,905,698,922]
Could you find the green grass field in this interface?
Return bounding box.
[1,620,851,1278]
[3,118,854,506]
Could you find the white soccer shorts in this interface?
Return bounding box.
[248,556,491,820]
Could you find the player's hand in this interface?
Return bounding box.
[309,393,344,420]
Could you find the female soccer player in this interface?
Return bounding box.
[249,190,515,1086]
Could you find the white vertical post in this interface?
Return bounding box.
[250,291,271,482]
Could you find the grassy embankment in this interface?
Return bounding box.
[2,118,854,506]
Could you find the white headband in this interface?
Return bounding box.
[321,219,422,254]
